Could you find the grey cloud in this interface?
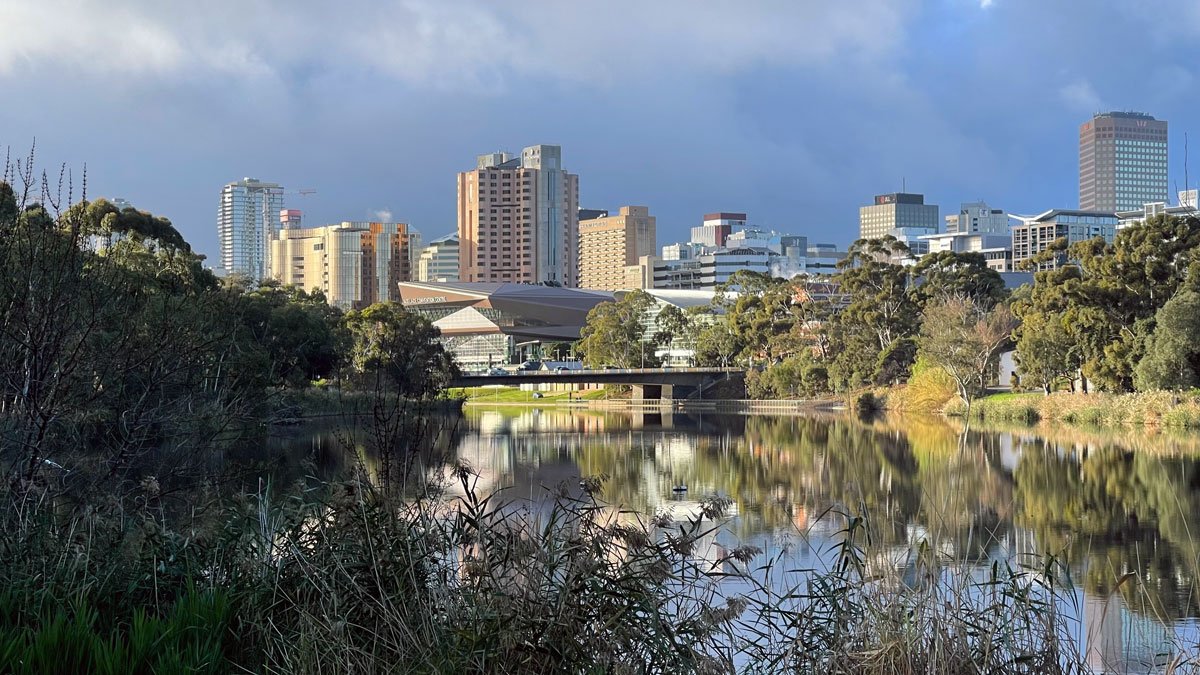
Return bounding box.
[0,0,914,88]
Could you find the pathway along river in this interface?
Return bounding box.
[261,407,1200,672]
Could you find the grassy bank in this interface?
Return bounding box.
[946,391,1200,427]
[449,386,610,404]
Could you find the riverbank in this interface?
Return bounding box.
[453,385,843,413]
[273,388,465,423]
[948,391,1200,428]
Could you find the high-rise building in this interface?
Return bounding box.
[1011,209,1117,271]
[458,144,579,286]
[944,202,1009,235]
[859,193,939,241]
[1080,112,1168,212]
[691,212,743,249]
[577,206,657,291]
[269,221,417,309]
[280,209,303,229]
[919,201,1013,270]
[417,234,461,282]
[217,178,284,281]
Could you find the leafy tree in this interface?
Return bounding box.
[577,290,660,368]
[654,304,691,353]
[1014,214,1200,391]
[909,251,1007,309]
[240,282,345,388]
[1133,290,1200,391]
[825,237,920,389]
[343,302,458,397]
[541,342,572,361]
[918,296,1016,417]
[1012,309,1078,394]
[707,270,797,366]
[873,336,918,386]
[0,185,264,486]
[746,351,830,399]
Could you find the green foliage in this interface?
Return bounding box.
[745,351,830,399]
[825,238,919,389]
[343,302,458,397]
[241,281,345,388]
[691,270,798,368]
[0,184,269,484]
[0,166,458,496]
[909,250,1007,308]
[1011,293,1078,395]
[577,289,661,368]
[1013,214,1200,392]
[873,335,918,386]
[0,590,230,675]
[653,303,691,354]
[1133,289,1200,391]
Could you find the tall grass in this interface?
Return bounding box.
[740,514,1084,675]
[950,391,1200,427]
[0,461,1137,674]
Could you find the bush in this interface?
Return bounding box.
[891,358,958,413]
[854,391,884,413]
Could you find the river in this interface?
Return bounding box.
[263,406,1200,672]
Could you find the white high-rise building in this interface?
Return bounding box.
[944,202,1009,235]
[417,234,460,282]
[217,178,284,281]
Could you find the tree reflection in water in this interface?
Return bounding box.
[275,407,1200,665]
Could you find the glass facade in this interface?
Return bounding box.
[217,178,284,281]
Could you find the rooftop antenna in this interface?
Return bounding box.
[902,176,906,192]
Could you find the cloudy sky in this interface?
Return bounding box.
[2,0,1198,261]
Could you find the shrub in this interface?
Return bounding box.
[892,358,958,413]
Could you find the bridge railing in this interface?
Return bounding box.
[461,367,741,378]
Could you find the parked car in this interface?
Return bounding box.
[488,367,507,376]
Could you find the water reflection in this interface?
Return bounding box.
[270,408,1200,670]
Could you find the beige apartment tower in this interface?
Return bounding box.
[270,220,417,309]
[458,145,579,286]
[577,206,657,291]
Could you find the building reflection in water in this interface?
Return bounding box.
[278,407,1200,668]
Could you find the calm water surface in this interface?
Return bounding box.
[267,407,1200,672]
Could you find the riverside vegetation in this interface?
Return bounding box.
[576,214,1200,425]
[0,159,1195,673]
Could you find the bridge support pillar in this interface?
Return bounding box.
[631,384,662,402]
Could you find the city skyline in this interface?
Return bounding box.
[3,1,1200,264]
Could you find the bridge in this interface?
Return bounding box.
[450,367,744,402]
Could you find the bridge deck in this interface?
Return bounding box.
[450,367,742,388]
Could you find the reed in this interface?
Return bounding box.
[1,465,1160,674]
